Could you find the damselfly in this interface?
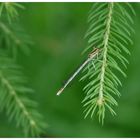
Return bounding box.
[56,48,100,96]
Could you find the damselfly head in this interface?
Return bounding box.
[89,48,100,58]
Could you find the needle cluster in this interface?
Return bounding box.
[0,3,46,136]
[81,3,135,123]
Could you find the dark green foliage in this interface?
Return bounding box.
[0,2,46,137]
[0,2,24,23]
[0,21,32,56]
[0,55,46,136]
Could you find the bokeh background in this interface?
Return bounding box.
[0,2,140,137]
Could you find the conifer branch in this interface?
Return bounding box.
[0,2,46,136]
[0,21,22,46]
[0,2,24,23]
[0,21,31,55]
[0,71,38,136]
[81,2,135,123]
[0,57,46,136]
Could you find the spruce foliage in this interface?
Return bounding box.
[81,3,135,123]
[0,2,46,137]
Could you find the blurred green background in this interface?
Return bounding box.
[0,2,140,137]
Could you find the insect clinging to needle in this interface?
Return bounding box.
[56,48,100,96]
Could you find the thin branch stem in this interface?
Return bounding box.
[98,3,114,105]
